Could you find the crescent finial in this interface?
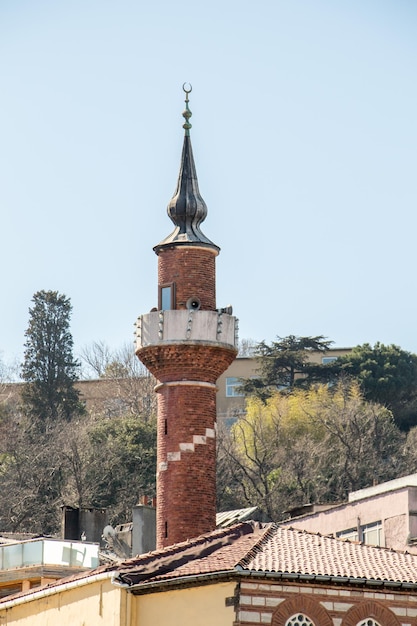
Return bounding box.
[182,83,192,135]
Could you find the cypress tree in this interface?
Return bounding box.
[21,290,84,429]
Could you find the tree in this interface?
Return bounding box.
[0,392,157,534]
[21,290,84,429]
[217,382,405,521]
[80,341,157,422]
[79,340,113,378]
[0,402,65,534]
[237,338,257,357]
[59,412,157,525]
[333,342,417,430]
[241,335,333,401]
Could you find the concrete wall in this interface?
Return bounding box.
[132,504,156,555]
[134,582,236,626]
[281,487,416,553]
[0,577,124,626]
[3,575,417,626]
[136,310,237,349]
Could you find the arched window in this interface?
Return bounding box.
[286,615,314,626]
[342,601,401,626]
[273,597,332,626]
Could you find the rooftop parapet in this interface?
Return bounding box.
[135,310,238,350]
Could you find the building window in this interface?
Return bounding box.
[226,377,244,397]
[322,356,338,364]
[337,521,382,546]
[159,283,175,310]
[357,620,381,626]
[361,521,382,546]
[286,614,314,626]
[337,527,359,541]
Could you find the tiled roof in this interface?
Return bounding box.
[114,522,417,589]
[240,525,417,585]
[4,521,417,606]
[114,522,266,586]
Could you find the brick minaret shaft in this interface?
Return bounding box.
[135,87,237,548]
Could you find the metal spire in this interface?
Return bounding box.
[154,84,219,254]
[182,83,192,136]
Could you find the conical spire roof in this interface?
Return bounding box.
[154,85,219,254]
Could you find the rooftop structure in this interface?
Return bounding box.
[281,472,417,554]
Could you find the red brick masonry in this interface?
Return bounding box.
[137,342,236,548]
[158,246,217,311]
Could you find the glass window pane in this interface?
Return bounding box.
[362,522,382,546]
[22,541,43,566]
[337,528,359,541]
[161,287,171,310]
[3,544,23,569]
[226,377,244,397]
[322,356,338,364]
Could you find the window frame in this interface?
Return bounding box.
[159,283,176,310]
[226,377,244,398]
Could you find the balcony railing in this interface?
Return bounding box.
[136,310,238,350]
[0,539,99,571]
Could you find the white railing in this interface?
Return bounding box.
[0,539,99,570]
[136,310,238,349]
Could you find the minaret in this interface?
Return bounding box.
[135,85,238,549]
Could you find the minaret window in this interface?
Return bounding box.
[159,283,175,310]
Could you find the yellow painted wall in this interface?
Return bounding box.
[134,582,236,626]
[0,577,236,626]
[0,578,126,626]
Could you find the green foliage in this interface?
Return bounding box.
[334,342,417,430]
[21,290,84,428]
[83,415,156,522]
[217,382,406,521]
[0,337,157,534]
[0,400,157,533]
[241,335,333,401]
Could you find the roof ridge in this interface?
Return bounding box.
[236,522,277,569]
[114,522,257,587]
[118,521,254,569]
[283,525,415,557]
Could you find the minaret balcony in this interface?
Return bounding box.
[135,310,238,350]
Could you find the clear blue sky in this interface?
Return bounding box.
[1,0,417,372]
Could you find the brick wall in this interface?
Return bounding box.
[156,383,217,547]
[137,342,236,549]
[158,246,217,310]
[236,580,417,626]
[138,344,237,384]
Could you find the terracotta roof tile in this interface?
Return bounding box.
[240,526,417,584]
[116,523,417,587]
[4,521,417,604]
